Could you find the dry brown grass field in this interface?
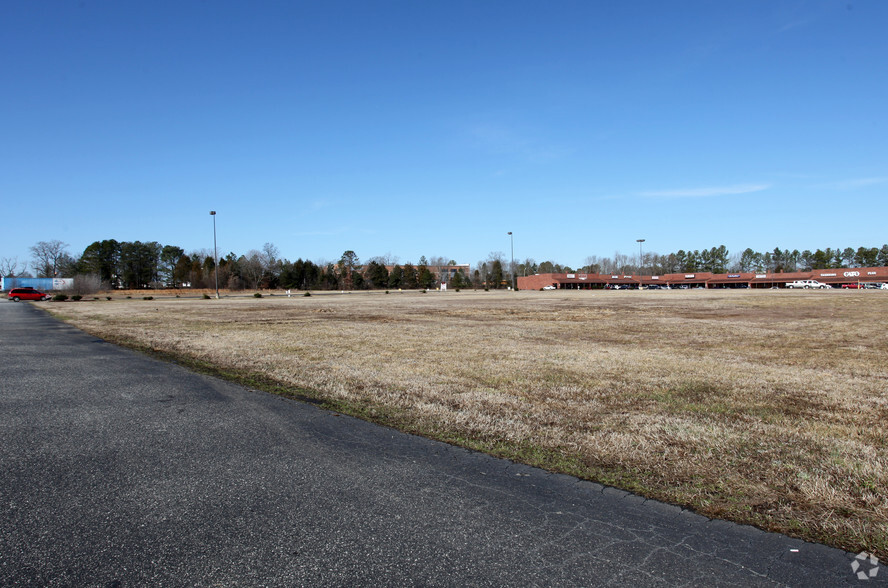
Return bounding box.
[42,288,888,556]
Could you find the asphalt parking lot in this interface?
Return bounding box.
[0,301,879,586]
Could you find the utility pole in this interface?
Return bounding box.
[508,232,515,290]
[211,211,219,299]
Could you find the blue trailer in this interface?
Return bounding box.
[1,277,73,291]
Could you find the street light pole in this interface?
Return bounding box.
[637,239,645,276]
[210,211,219,299]
[508,231,515,290]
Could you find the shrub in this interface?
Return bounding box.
[303,292,311,297]
[203,294,211,299]
[126,296,132,299]
[71,295,83,301]
[385,290,389,294]
[70,274,101,297]
[106,296,112,301]
[52,294,68,302]
[143,296,153,300]
[253,292,262,298]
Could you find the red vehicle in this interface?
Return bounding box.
[7,287,50,301]
[841,283,863,289]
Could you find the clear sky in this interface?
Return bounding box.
[2,0,885,271]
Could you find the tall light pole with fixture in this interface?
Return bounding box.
[508,231,515,290]
[210,211,219,299]
[637,239,645,276]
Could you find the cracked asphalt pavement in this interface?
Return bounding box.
[0,301,880,586]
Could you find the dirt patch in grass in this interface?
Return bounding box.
[41,289,888,557]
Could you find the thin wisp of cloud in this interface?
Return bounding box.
[816,177,888,190]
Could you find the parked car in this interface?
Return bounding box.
[863,282,887,289]
[542,285,557,290]
[7,287,50,301]
[786,280,831,289]
[841,283,863,289]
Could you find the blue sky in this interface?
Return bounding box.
[2,0,885,270]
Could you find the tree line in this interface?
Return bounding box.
[515,245,888,278]
[3,240,888,290]
[2,240,478,291]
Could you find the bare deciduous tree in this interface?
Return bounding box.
[370,252,399,266]
[1,257,21,277]
[30,240,70,278]
[260,242,281,281]
[239,250,265,289]
[428,256,450,286]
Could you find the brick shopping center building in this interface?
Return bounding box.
[517,266,888,290]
